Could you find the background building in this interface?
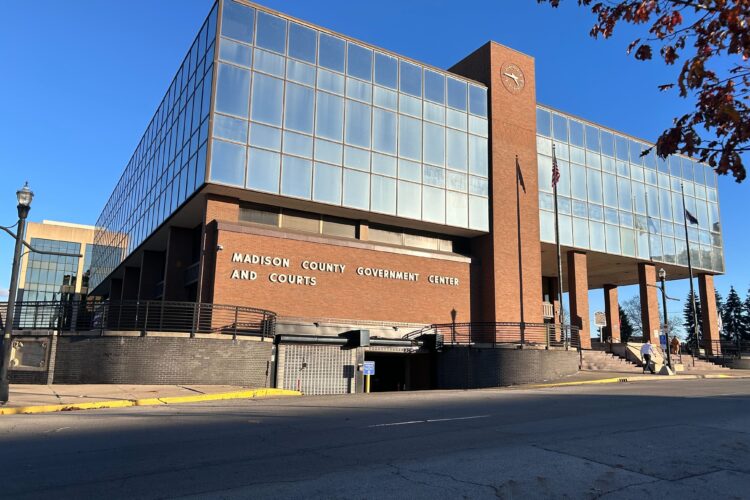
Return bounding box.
[17,220,98,302]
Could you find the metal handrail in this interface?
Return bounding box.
[0,300,277,341]
[404,322,581,349]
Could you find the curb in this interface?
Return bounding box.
[0,388,301,416]
[526,372,749,389]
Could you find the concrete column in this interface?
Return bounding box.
[699,274,721,356]
[567,251,590,350]
[138,251,165,300]
[163,227,194,302]
[603,285,620,343]
[638,263,660,344]
[121,267,141,301]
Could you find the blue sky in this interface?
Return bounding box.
[0,0,747,335]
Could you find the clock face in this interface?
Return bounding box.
[501,63,525,94]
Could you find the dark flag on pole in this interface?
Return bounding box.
[516,155,526,193]
[685,209,699,225]
[551,148,561,187]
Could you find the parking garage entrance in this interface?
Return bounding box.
[364,351,433,392]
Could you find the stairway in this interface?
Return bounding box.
[580,350,643,373]
[675,356,732,372]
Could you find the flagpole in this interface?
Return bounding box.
[681,182,700,366]
[644,192,653,261]
[552,145,565,344]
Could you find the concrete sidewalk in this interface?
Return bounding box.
[1,384,300,415]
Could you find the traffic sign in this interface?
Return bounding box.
[363,361,375,376]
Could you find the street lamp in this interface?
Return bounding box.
[0,182,34,402]
[657,268,673,370]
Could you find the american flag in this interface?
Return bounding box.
[551,147,560,187]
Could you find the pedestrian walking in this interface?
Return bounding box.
[641,340,655,374]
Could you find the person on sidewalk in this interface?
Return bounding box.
[641,341,656,374]
[670,336,680,355]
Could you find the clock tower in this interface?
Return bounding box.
[449,42,543,324]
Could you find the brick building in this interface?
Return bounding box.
[84,0,725,392]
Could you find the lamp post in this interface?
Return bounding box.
[658,268,672,370]
[0,183,34,403]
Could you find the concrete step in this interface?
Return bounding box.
[581,351,642,372]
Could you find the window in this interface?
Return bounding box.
[255,12,286,54]
[284,82,314,133]
[398,115,422,161]
[399,61,421,97]
[288,22,316,63]
[347,43,373,81]
[239,205,279,225]
[374,52,398,89]
[424,70,445,104]
[210,139,245,186]
[281,156,312,198]
[313,163,342,204]
[247,147,280,193]
[343,169,370,210]
[344,100,372,148]
[319,33,345,72]
[468,85,487,117]
[250,73,283,126]
[221,0,254,43]
[215,63,250,118]
[315,91,344,141]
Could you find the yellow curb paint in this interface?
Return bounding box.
[0,388,301,416]
[526,373,749,389]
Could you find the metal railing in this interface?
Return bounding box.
[700,339,750,361]
[405,322,581,349]
[0,300,277,340]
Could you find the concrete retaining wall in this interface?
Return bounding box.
[436,347,580,388]
[10,334,273,386]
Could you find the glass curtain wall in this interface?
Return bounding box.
[21,239,81,301]
[90,4,219,291]
[210,0,490,232]
[536,106,724,273]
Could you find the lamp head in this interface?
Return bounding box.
[16,182,34,207]
[658,268,667,281]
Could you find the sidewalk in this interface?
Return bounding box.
[523,368,750,389]
[1,384,301,415]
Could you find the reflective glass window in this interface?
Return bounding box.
[629,140,644,164]
[603,173,618,207]
[371,175,396,214]
[210,139,245,186]
[288,22,316,63]
[317,68,345,94]
[315,91,344,141]
[281,155,312,198]
[374,52,398,89]
[600,130,614,157]
[423,186,445,223]
[213,113,248,143]
[569,120,584,147]
[571,164,587,199]
[250,123,281,150]
[220,38,252,67]
[424,102,445,124]
[344,146,370,171]
[346,78,372,102]
[313,162,342,204]
[469,135,488,176]
[221,0,254,43]
[469,176,488,196]
[446,128,467,171]
[250,73,283,126]
[215,63,250,118]
[284,82,314,133]
[373,87,398,112]
[255,12,286,54]
[573,218,589,248]
[540,210,555,242]
[398,159,421,182]
[586,169,602,204]
[282,131,313,158]
[424,70,445,104]
[617,177,632,210]
[319,33,346,72]
[468,85,487,117]
[314,139,342,164]
[372,153,396,177]
[347,43,373,81]
[423,122,445,166]
[537,108,551,137]
[397,181,421,219]
[345,100,372,148]
[447,78,467,111]
[446,191,468,227]
[585,125,600,152]
[254,48,285,77]
[615,135,629,161]
[621,228,636,256]
[398,115,422,161]
[343,168,370,210]
[287,59,316,86]
[399,61,422,97]
[372,108,397,154]
[605,224,620,253]
[552,114,568,142]
[247,147,280,193]
[447,171,467,192]
[424,165,445,187]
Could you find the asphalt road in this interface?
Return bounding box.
[1,379,749,499]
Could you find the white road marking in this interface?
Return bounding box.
[368,414,490,428]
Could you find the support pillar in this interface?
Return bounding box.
[698,274,721,356]
[164,227,194,302]
[121,267,140,301]
[138,251,165,300]
[603,285,620,343]
[567,251,590,349]
[638,263,660,344]
[109,278,123,301]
